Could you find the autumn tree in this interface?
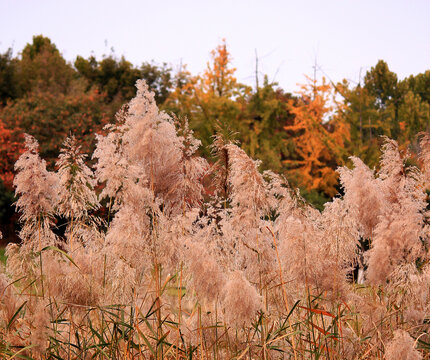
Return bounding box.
[0,89,110,164]
[164,40,250,155]
[0,120,23,243]
[284,76,350,198]
[201,40,240,98]
[165,42,297,192]
[0,120,24,189]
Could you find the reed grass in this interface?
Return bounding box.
[1,81,429,359]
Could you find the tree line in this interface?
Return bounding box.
[0,35,429,242]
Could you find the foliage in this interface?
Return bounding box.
[364,60,400,108]
[0,120,24,189]
[406,70,430,106]
[397,90,430,144]
[75,54,174,104]
[284,77,350,197]
[0,89,110,163]
[338,61,430,161]
[164,40,250,156]
[0,35,430,214]
[18,35,75,96]
[0,49,21,104]
[237,77,296,174]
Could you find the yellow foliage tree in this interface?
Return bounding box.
[284,77,350,197]
[201,40,239,97]
[164,40,250,154]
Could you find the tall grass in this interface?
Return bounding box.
[0,80,429,359]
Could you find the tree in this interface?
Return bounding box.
[237,77,296,173]
[397,90,430,144]
[0,89,110,164]
[140,61,173,104]
[364,60,399,107]
[284,77,349,198]
[164,40,250,155]
[0,177,16,245]
[201,40,239,98]
[75,55,173,104]
[0,120,23,244]
[18,35,75,95]
[339,62,430,166]
[0,119,24,189]
[405,71,430,107]
[75,55,140,102]
[363,60,411,140]
[337,80,384,167]
[0,49,21,104]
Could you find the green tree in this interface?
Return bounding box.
[140,61,173,104]
[0,48,21,104]
[363,60,412,140]
[405,71,430,106]
[18,35,75,95]
[337,80,383,167]
[397,90,430,144]
[75,55,173,104]
[238,77,296,173]
[337,60,429,167]
[75,55,139,101]
[364,60,400,107]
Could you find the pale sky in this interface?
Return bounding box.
[1,0,429,92]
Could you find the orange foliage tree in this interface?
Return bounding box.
[284,77,350,197]
[0,120,24,189]
[200,40,240,98]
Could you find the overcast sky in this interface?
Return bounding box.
[1,0,429,91]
